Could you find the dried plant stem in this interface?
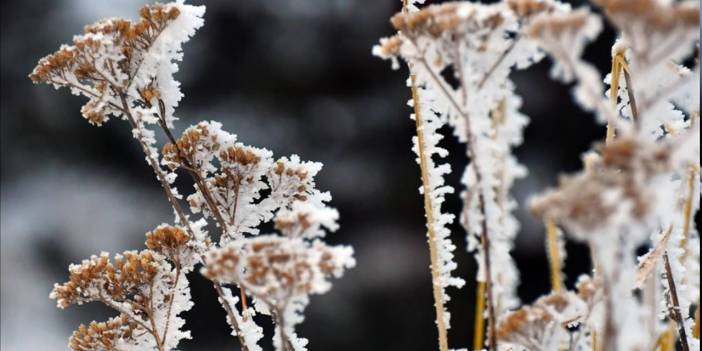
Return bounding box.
[411,45,497,350]
[478,206,498,351]
[161,260,182,344]
[654,322,676,351]
[591,330,598,351]
[118,94,250,351]
[694,303,700,339]
[410,73,449,351]
[148,281,166,351]
[680,165,698,251]
[662,252,690,351]
[473,281,486,350]
[546,218,563,293]
[477,35,521,89]
[622,69,639,125]
[272,306,294,351]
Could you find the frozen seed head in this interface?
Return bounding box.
[390,2,504,38]
[374,36,403,59]
[50,250,160,309]
[506,0,554,18]
[220,145,261,167]
[145,224,190,262]
[593,0,700,30]
[30,3,182,85]
[496,292,587,349]
[204,236,354,303]
[525,8,591,39]
[530,137,671,234]
[68,314,138,351]
[28,1,193,127]
[163,122,217,170]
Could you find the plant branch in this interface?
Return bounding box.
[116,93,248,350]
[663,252,690,351]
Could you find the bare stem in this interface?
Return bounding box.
[546,218,563,293]
[148,280,166,351]
[622,69,639,126]
[680,165,698,252]
[477,35,521,89]
[161,259,182,344]
[472,279,486,350]
[662,252,690,351]
[410,73,450,351]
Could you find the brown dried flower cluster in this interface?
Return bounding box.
[69,314,139,350]
[525,8,591,39]
[530,137,671,232]
[29,2,184,126]
[146,225,191,263]
[220,145,262,167]
[205,236,347,303]
[496,292,586,349]
[162,122,221,171]
[593,0,700,30]
[30,3,180,85]
[390,3,505,38]
[51,250,161,309]
[505,0,553,18]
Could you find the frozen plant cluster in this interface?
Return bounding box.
[30,2,354,351]
[375,0,700,350]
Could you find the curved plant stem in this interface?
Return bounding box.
[410,73,449,351]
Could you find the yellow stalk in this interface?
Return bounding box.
[656,323,676,351]
[546,218,563,293]
[592,330,598,351]
[694,303,700,339]
[681,165,699,251]
[473,281,486,350]
[410,73,449,351]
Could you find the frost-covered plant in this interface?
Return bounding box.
[375,0,699,350]
[30,2,354,350]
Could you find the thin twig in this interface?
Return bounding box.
[147,280,166,351]
[477,35,521,89]
[622,69,639,126]
[161,258,182,344]
[663,252,690,351]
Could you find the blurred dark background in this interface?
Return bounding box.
[2,0,624,350]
